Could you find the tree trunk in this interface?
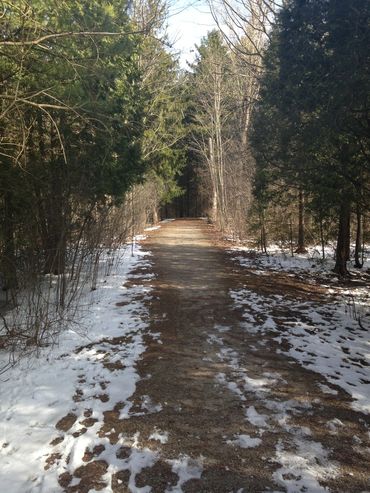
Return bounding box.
[319,214,325,260]
[295,189,307,254]
[260,209,267,254]
[43,119,67,276]
[289,220,294,257]
[153,208,159,224]
[354,204,363,268]
[334,201,351,276]
[208,137,218,223]
[2,191,17,292]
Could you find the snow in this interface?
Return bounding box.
[1,225,369,492]
[212,329,340,493]
[212,326,340,490]
[118,433,158,493]
[166,455,203,493]
[245,406,268,428]
[228,241,370,414]
[273,438,338,493]
[227,434,262,449]
[224,244,370,491]
[144,226,161,231]
[317,383,338,395]
[0,223,210,493]
[229,243,370,279]
[231,285,370,413]
[326,418,344,435]
[0,241,154,493]
[149,429,169,444]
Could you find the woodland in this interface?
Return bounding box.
[0,0,369,352]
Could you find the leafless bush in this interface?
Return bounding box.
[0,179,162,370]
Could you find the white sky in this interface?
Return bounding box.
[166,0,218,69]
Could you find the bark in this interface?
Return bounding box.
[289,220,294,257]
[260,209,267,254]
[319,215,325,260]
[334,201,351,277]
[295,189,307,254]
[354,204,363,268]
[209,137,218,223]
[43,121,67,275]
[152,207,159,225]
[2,191,17,292]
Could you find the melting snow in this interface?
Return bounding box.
[227,434,262,449]
[149,429,169,444]
[166,455,203,493]
[0,242,154,492]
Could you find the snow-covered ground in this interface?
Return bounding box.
[0,225,207,493]
[229,241,370,401]
[0,241,154,492]
[230,287,370,414]
[221,245,370,492]
[230,243,370,280]
[1,227,369,493]
[211,321,366,493]
[211,324,340,493]
[228,244,370,414]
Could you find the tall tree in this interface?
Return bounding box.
[251,0,370,275]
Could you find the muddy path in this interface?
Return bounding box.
[98,219,368,492]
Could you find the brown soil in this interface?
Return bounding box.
[54,219,370,492]
[56,413,78,433]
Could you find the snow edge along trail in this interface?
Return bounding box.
[229,246,370,414]
[0,233,155,493]
[225,248,370,492]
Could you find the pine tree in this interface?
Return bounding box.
[251,0,370,275]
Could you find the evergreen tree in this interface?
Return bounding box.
[251,0,370,275]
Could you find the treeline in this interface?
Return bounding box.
[188,0,369,276]
[252,0,370,276]
[1,0,369,352]
[0,0,185,350]
[187,31,255,238]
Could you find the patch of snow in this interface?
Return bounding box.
[166,455,203,492]
[207,334,223,345]
[317,383,338,395]
[211,303,338,492]
[214,324,231,333]
[326,418,344,435]
[216,373,246,402]
[262,316,276,331]
[144,225,161,231]
[229,243,370,279]
[149,429,169,444]
[122,433,158,493]
[273,438,338,493]
[245,406,268,428]
[227,434,262,449]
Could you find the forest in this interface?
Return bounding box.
[1,0,369,351]
[0,0,370,354]
[0,1,369,491]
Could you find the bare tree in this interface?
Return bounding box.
[208,0,279,62]
[190,32,253,235]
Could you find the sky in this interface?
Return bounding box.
[166,0,218,69]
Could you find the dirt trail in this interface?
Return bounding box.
[123,219,280,491]
[53,219,370,492]
[98,219,368,492]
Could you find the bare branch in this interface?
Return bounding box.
[0,29,149,46]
